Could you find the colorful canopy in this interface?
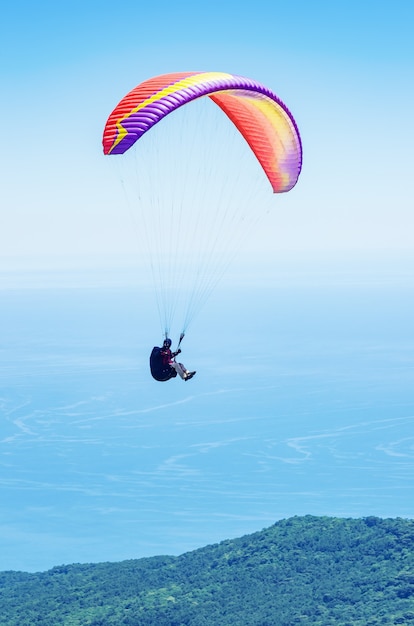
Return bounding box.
[103,71,302,193]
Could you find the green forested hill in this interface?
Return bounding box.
[1,516,414,625]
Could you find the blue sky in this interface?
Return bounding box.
[1,0,414,574]
[1,0,413,271]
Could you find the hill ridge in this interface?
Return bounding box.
[1,515,414,625]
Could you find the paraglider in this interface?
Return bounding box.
[149,337,196,382]
[102,71,302,381]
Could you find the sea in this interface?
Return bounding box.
[1,256,413,572]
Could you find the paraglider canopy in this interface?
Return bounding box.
[103,71,302,193]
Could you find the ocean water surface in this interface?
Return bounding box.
[1,262,414,572]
